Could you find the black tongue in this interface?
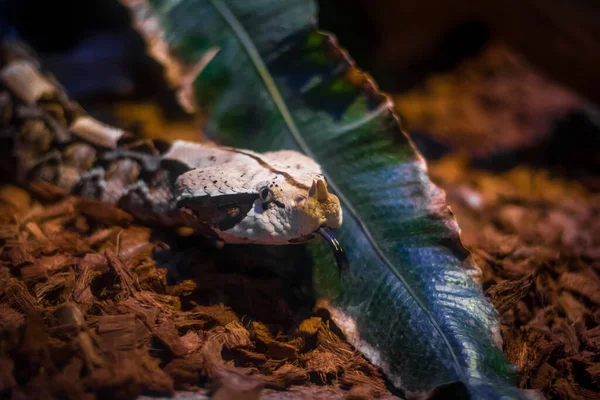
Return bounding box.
[317,227,350,278]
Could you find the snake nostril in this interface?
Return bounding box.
[260,187,274,202]
[260,188,270,199]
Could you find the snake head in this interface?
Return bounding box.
[215,175,342,245]
[301,178,342,230]
[173,149,348,274]
[174,150,342,245]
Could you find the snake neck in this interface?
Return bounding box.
[0,43,343,250]
[0,50,208,230]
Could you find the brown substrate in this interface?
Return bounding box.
[1,16,599,400]
[430,156,600,399]
[3,158,599,400]
[394,42,582,157]
[395,39,600,399]
[0,184,392,400]
[4,155,598,400]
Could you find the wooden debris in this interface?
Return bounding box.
[0,185,31,213]
[267,340,298,361]
[0,181,395,399]
[211,369,263,400]
[76,199,133,227]
[261,364,309,388]
[210,320,252,350]
[298,316,323,337]
[0,357,17,392]
[560,272,600,305]
[432,155,600,399]
[0,182,392,397]
[154,319,189,357]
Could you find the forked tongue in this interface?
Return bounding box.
[317,227,350,278]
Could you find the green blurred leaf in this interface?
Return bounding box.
[137,0,533,398]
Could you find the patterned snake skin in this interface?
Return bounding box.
[0,51,347,272]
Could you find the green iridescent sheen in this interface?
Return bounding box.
[145,0,530,398]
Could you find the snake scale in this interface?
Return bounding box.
[0,45,348,274]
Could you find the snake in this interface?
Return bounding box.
[0,52,348,274]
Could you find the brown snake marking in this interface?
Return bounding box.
[0,51,348,274]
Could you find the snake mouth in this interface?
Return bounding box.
[317,227,350,278]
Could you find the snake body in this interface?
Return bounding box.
[0,54,346,271]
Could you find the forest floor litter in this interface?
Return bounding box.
[0,182,393,400]
[0,40,599,400]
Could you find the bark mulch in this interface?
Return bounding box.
[1,30,599,400]
[0,183,392,400]
[431,156,600,400]
[0,43,392,400]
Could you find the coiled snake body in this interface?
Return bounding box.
[0,55,347,273]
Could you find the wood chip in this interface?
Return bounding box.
[267,341,298,361]
[180,331,204,354]
[261,364,309,389]
[0,303,25,331]
[26,180,69,201]
[560,272,600,305]
[105,250,138,295]
[234,348,267,367]
[97,314,137,352]
[1,241,34,266]
[340,370,387,397]
[24,221,47,242]
[77,198,133,226]
[5,278,39,315]
[153,319,188,357]
[0,357,17,392]
[0,185,31,213]
[251,321,273,345]
[212,320,251,350]
[304,350,340,382]
[298,317,323,337]
[0,45,392,399]
[212,369,263,400]
[163,353,205,389]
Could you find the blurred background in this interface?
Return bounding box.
[2,1,600,398]
[1,0,599,189]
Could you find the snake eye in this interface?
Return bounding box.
[295,195,307,206]
[260,187,273,202]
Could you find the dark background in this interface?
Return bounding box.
[3,0,600,102]
[1,0,599,183]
